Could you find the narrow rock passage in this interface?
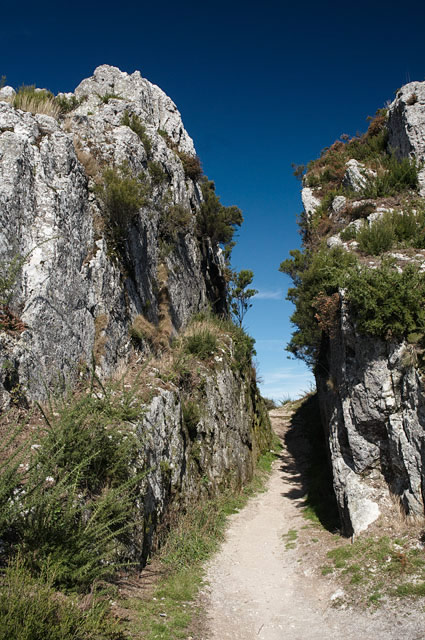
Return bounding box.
[203,407,424,640]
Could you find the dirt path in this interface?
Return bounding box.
[202,407,425,640]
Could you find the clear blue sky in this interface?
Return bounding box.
[3,0,425,400]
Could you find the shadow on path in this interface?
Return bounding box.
[271,393,340,532]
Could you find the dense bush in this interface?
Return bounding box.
[159,204,192,241]
[281,241,425,366]
[197,180,243,247]
[96,165,149,246]
[348,205,425,254]
[356,216,395,254]
[147,160,167,186]
[347,260,425,339]
[0,381,144,592]
[279,246,357,364]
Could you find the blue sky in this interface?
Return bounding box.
[3,0,425,400]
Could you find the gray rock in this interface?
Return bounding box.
[343,159,376,192]
[0,66,226,404]
[331,195,347,215]
[0,86,15,101]
[316,294,425,535]
[301,187,321,218]
[388,81,425,194]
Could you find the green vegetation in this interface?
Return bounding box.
[97,92,123,104]
[182,400,201,439]
[185,328,217,360]
[176,151,202,181]
[121,440,281,640]
[159,204,192,241]
[229,269,258,327]
[121,110,152,157]
[361,155,419,198]
[305,109,389,193]
[281,242,425,366]
[322,535,425,605]
[54,94,82,114]
[282,528,298,550]
[0,555,124,640]
[0,380,144,593]
[197,179,243,248]
[148,160,168,185]
[346,260,425,340]
[279,246,357,365]
[95,164,149,247]
[0,373,149,638]
[345,205,425,254]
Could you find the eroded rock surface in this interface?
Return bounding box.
[0,65,225,403]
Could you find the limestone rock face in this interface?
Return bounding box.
[0,65,226,404]
[388,81,425,195]
[316,296,425,535]
[139,361,269,557]
[342,159,376,193]
[301,187,321,218]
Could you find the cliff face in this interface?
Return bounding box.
[0,66,272,559]
[285,82,425,535]
[0,65,225,405]
[316,301,425,536]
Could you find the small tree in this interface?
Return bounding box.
[229,270,258,327]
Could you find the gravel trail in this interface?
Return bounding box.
[203,407,425,640]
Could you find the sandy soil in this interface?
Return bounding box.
[201,407,425,640]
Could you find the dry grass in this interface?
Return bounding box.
[10,92,61,119]
[93,313,109,364]
[73,138,101,182]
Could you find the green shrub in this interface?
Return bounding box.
[197,180,243,246]
[97,92,123,104]
[55,94,82,114]
[356,206,425,254]
[347,260,425,339]
[147,160,167,186]
[279,246,358,364]
[362,155,419,198]
[177,151,202,181]
[121,111,152,157]
[357,216,396,254]
[159,204,192,241]
[0,382,144,592]
[182,401,201,439]
[185,329,217,360]
[0,555,125,640]
[96,165,149,246]
[340,225,358,241]
[231,326,256,372]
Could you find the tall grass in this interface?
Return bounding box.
[12,85,61,118]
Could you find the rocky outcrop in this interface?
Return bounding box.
[316,297,425,536]
[0,65,226,404]
[0,65,272,562]
[139,353,270,557]
[292,80,425,536]
[388,81,425,195]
